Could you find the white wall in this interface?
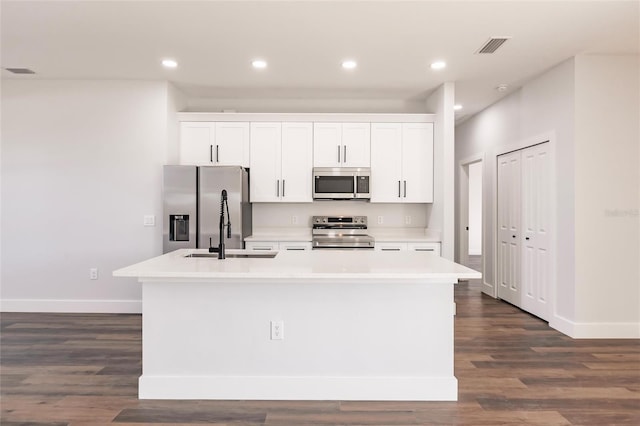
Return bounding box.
[426,83,455,260]
[468,161,482,255]
[573,55,639,333]
[456,55,640,338]
[1,80,174,312]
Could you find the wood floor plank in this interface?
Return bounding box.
[2,280,639,425]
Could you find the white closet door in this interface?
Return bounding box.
[521,142,551,320]
[497,151,521,306]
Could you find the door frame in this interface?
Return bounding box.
[492,132,557,318]
[457,153,484,269]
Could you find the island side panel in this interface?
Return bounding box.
[140,278,457,400]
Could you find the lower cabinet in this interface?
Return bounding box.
[245,241,312,251]
[375,242,441,256]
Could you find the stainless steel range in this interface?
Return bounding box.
[312,216,375,249]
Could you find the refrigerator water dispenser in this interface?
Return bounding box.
[169,215,190,241]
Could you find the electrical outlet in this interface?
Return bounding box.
[377,216,384,225]
[143,215,155,226]
[291,215,298,225]
[270,320,284,340]
[405,215,412,225]
[89,268,98,280]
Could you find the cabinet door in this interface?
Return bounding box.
[313,123,342,167]
[279,242,312,251]
[341,123,371,167]
[401,123,434,202]
[375,242,408,252]
[215,122,250,167]
[245,241,279,251]
[180,122,215,165]
[250,123,282,202]
[370,123,403,203]
[281,122,313,202]
[407,242,441,256]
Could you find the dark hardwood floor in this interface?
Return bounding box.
[2,280,639,425]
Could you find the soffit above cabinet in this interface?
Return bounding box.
[177,112,435,123]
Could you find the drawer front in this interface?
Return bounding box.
[407,242,441,256]
[375,242,408,252]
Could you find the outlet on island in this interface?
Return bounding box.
[270,320,284,340]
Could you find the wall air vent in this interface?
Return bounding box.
[5,68,36,74]
[476,37,510,54]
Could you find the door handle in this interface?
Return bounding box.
[343,146,347,163]
[210,145,213,162]
[512,235,516,238]
[337,145,341,163]
[398,181,401,198]
[403,180,407,198]
[282,179,285,198]
[525,237,530,240]
[276,180,280,197]
[466,227,469,231]
[216,145,220,162]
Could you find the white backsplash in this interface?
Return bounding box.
[252,202,432,229]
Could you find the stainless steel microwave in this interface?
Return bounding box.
[313,167,371,200]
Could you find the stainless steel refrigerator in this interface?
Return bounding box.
[162,165,252,253]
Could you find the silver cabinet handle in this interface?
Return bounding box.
[210,145,213,162]
[415,248,434,252]
[337,145,341,163]
[382,248,401,251]
[343,146,347,163]
[276,180,280,197]
[282,179,285,198]
[404,180,407,198]
[286,247,305,251]
[398,181,401,198]
[216,145,220,162]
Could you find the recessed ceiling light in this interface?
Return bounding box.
[252,59,267,69]
[430,61,446,70]
[162,59,178,68]
[342,60,357,70]
[496,84,509,92]
[454,104,463,111]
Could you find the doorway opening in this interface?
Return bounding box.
[458,156,483,274]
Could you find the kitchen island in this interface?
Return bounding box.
[113,249,480,401]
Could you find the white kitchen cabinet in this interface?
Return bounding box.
[376,241,441,255]
[180,122,250,167]
[407,242,441,256]
[375,242,408,252]
[245,241,312,251]
[250,122,313,203]
[245,241,279,251]
[370,123,433,203]
[313,123,370,167]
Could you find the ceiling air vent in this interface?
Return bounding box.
[476,37,510,54]
[5,68,36,74]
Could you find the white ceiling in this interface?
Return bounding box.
[2,0,638,120]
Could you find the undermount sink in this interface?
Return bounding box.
[185,252,278,259]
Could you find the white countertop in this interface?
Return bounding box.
[113,248,480,281]
[245,227,441,243]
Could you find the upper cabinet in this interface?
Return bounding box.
[370,123,434,203]
[180,122,250,167]
[313,123,370,167]
[250,122,313,203]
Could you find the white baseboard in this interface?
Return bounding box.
[551,314,640,338]
[139,375,458,401]
[0,299,141,314]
